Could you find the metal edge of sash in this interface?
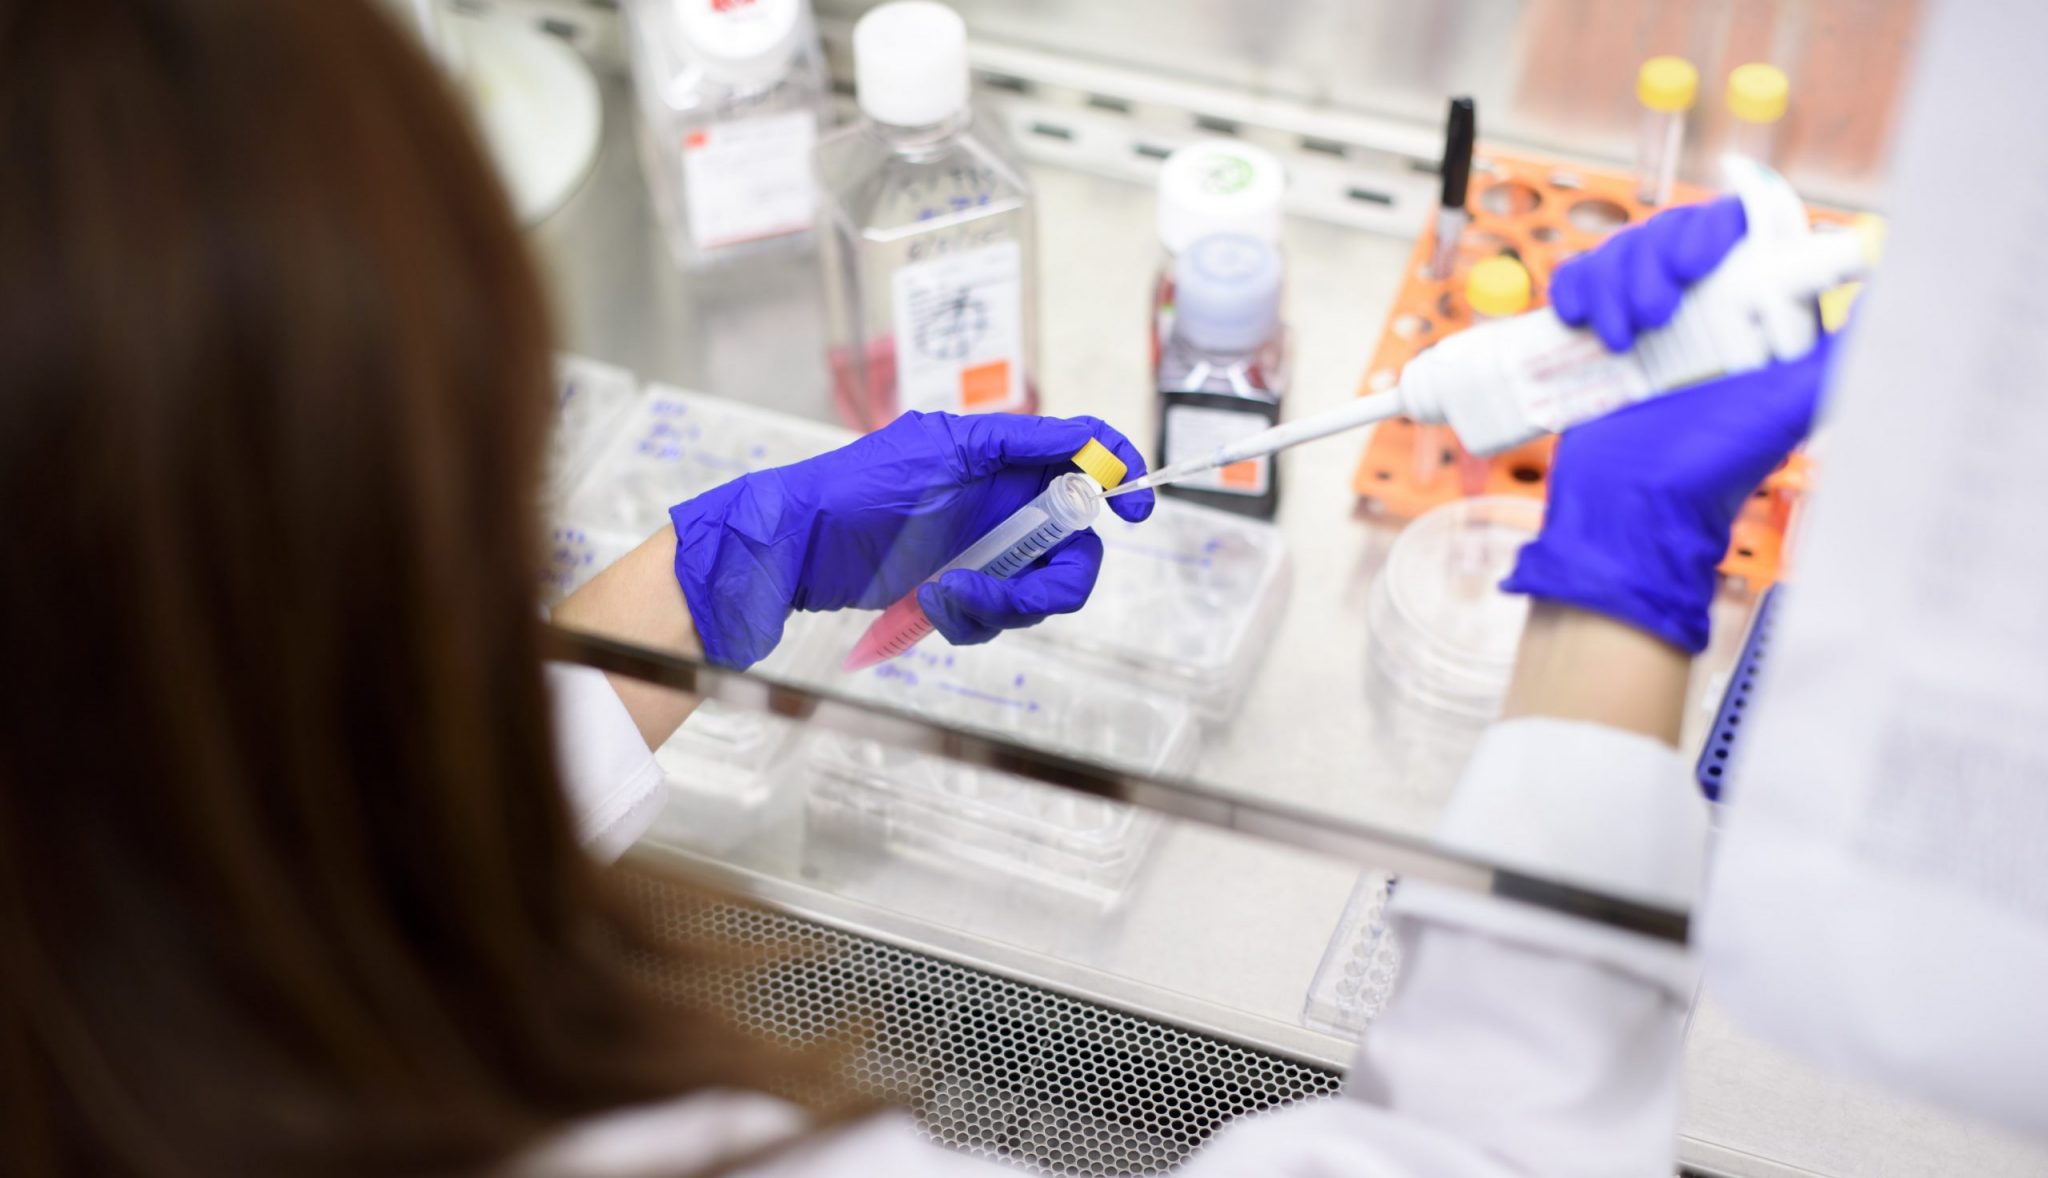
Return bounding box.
[544,623,1690,945]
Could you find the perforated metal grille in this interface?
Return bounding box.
[620,871,1343,1176]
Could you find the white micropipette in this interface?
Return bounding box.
[1113,159,1876,502]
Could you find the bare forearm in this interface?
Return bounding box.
[550,525,701,749]
[1502,602,1691,746]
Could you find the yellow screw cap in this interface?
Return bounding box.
[1638,56,1699,114]
[1466,255,1533,319]
[1853,212,1886,267]
[1818,282,1861,332]
[1071,439,1127,489]
[1727,63,1789,125]
[1818,214,1886,331]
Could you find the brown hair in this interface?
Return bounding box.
[0,2,826,1174]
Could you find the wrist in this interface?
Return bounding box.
[551,525,705,748]
[1503,601,1691,747]
[668,475,798,669]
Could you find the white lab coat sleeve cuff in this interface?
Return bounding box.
[1403,716,1705,994]
[546,663,668,862]
[1438,716,1706,909]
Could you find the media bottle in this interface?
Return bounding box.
[622,0,829,270]
[815,1,1038,431]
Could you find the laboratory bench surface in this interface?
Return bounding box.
[534,76,2048,1178]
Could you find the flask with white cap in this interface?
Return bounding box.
[814,0,1038,431]
[1151,140,1286,368]
[1154,233,1289,519]
[622,0,828,270]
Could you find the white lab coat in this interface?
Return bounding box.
[538,665,1706,1177]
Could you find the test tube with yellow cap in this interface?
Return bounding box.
[1448,255,1536,492]
[1726,63,1790,165]
[1636,56,1699,206]
[842,440,1127,671]
[1465,255,1532,321]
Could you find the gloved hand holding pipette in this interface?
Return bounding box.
[1503,196,1834,652]
[1109,159,1871,503]
[670,412,1154,670]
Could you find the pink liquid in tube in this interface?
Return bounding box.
[843,472,1103,671]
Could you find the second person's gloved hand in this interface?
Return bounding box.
[1504,196,1833,653]
[1546,196,1750,352]
[671,412,1154,669]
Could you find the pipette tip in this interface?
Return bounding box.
[1106,458,1215,498]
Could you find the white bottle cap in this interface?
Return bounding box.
[1157,140,1286,255]
[1174,233,1283,353]
[674,0,805,89]
[853,1,970,127]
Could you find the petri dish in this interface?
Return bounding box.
[1366,496,1540,719]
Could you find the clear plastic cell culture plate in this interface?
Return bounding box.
[645,700,805,854]
[560,383,854,539]
[802,731,1163,905]
[547,354,640,510]
[1026,498,1289,724]
[815,609,1202,779]
[1302,871,1405,1037]
[541,523,642,609]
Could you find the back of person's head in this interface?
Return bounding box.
[0,3,821,1173]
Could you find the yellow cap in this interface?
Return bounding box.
[1818,215,1885,331]
[1466,256,1533,319]
[1727,63,1789,125]
[1818,282,1861,332]
[1071,439,1127,489]
[1853,212,1886,267]
[1638,56,1699,114]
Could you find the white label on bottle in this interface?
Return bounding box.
[681,110,817,251]
[1164,404,1270,496]
[890,240,1025,415]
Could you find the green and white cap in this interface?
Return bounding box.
[1157,140,1286,255]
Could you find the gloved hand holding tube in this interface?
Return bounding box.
[1501,194,1836,653]
[670,412,1155,670]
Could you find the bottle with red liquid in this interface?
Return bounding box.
[1152,140,1285,370]
[814,1,1037,431]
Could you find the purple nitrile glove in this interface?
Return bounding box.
[1502,197,1833,652]
[671,412,1154,669]
[915,528,1109,647]
[1547,197,1751,352]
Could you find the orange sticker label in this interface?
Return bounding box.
[685,130,710,150]
[959,360,1012,409]
[1219,460,1261,489]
